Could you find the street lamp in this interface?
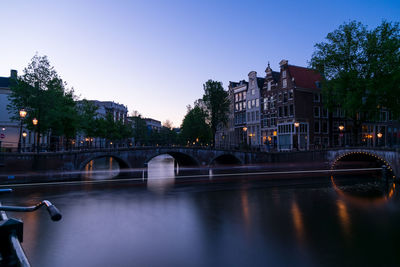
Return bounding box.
[32,118,38,152]
[242,127,248,148]
[294,122,299,150]
[22,131,27,152]
[18,109,27,153]
[338,125,344,147]
[377,132,383,147]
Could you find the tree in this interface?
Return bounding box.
[8,54,79,150]
[180,104,212,145]
[78,99,99,138]
[310,20,400,144]
[202,80,229,145]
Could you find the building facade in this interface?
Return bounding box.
[0,70,48,152]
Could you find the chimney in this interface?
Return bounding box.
[10,70,17,79]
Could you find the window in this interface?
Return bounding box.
[252,99,256,107]
[314,107,320,117]
[321,107,328,118]
[256,111,259,120]
[239,102,242,111]
[267,81,271,91]
[248,100,251,109]
[314,121,320,133]
[252,111,255,121]
[238,93,242,101]
[278,93,282,102]
[314,93,320,102]
[282,70,286,78]
[251,89,255,95]
[247,112,250,122]
[256,98,259,107]
[279,107,283,118]
[289,104,294,116]
[315,137,321,145]
[322,121,328,133]
[235,103,239,111]
[283,79,287,88]
[284,106,288,117]
[243,91,246,100]
[283,92,288,102]
[263,98,268,110]
[235,94,238,102]
[289,89,293,99]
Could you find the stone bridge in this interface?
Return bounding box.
[0,147,399,182]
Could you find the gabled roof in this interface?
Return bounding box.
[0,77,10,88]
[287,65,321,89]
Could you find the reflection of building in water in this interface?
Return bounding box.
[147,154,176,193]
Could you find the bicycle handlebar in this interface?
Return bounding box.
[0,200,62,221]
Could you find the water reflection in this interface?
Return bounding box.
[83,157,120,180]
[291,200,305,245]
[330,175,396,207]
[337,199,351,237]
[147,154,176,193]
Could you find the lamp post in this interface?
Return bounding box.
[242,127,247,149]
[377,132,383,147]
[18,109,27,153]
[32,118,38,152]
[22,131,27,152]
[338,125,344,147]
[294,122,299,151]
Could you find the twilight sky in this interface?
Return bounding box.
[1,0,399,127]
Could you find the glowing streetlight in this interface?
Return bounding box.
[377,133,383,138]
[294,122,300,128]
[18,109,27,153]
[32,118,38,153]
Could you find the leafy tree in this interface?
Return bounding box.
[202,80,229,145]
[131,115,148,145]
[180,104,212,145]
[310,21,400,144]
[78,99,99,138]
[8,54,79,150]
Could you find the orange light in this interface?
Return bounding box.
[377,133,383,138]
[32,118,38,125]
[294,122,300,127]
[338,125,344,131]
[19,109,27,118]
[22,131,27,138]
[273,131,277,136]
[243,127,247,132]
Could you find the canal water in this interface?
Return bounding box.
[2,155,400,267]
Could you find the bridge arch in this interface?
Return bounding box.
[209,154,243,166]
[331,151,394,176]
[145,151,200,167]
[78,154,131,173]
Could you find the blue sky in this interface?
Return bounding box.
[1,0,399,127]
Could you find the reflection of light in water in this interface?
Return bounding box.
[337,199,351,237]
[330,175,395,207]
[209,169,213,180]
[147,154,176,193]
[240,190,251,232]
[84,157,120,180]
[291,201,305,244]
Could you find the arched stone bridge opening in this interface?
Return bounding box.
[76,148,246,179]
[328,149,398,178]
